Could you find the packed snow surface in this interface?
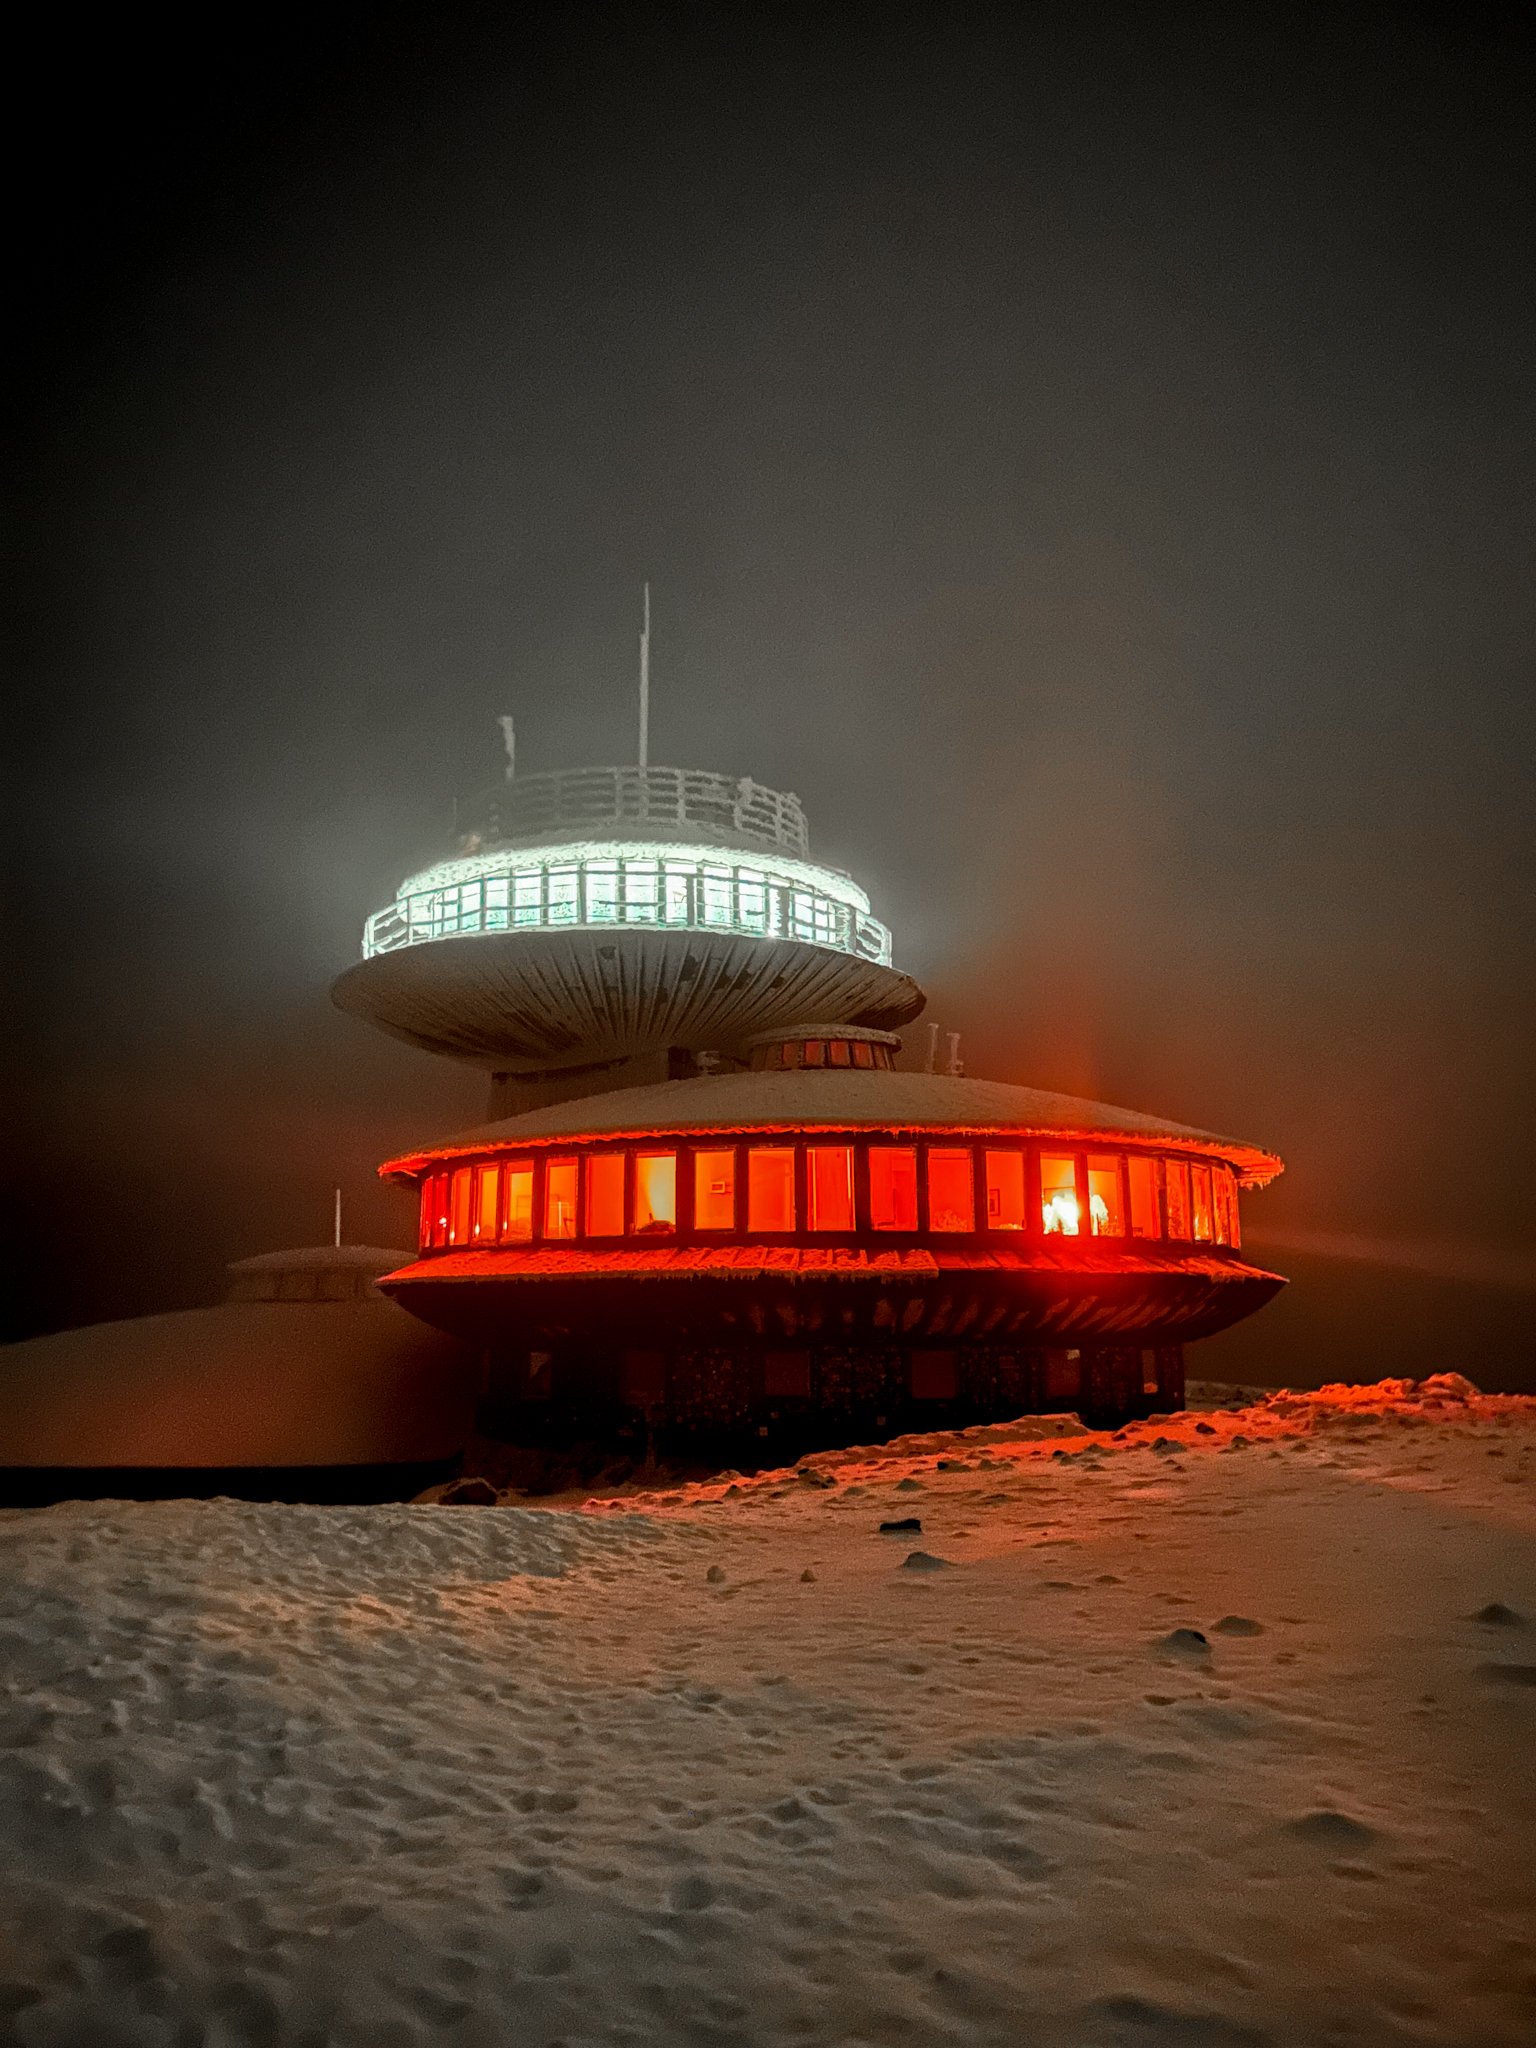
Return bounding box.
[2,1376,1533,2047]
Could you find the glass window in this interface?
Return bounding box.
[1191,1162,1214,1242]
[1040,1154,1080,1236]
[1127,1155,1161,1238]
[512,870,542,926]
[869,1147,918,1230]
[418,1179,434,1249]
[747,1148,796,1230]
[585,863,619,923]
[448,1167,473,1246]
[663,866,692,923]
[585,1153,626,1236]
[501,1165,534,1243]
[852,1041,874,1069]
[828,1039,851,1067]
[473,1164,500,1242]
[927,1149,975,1231]
[429,1172,450,1249]
[623,862,658,922]
[985,1150,1027,1230]
[1087,1154,1124,1237]
[546,867,579,925]
[632,1153,676,1234]
[1222,1167,1242,1248]
[544,1157,578,1239]
[802,1040,825,1067]
[694,1149,736,1230]
[808,1146,855,1230]
[1165,1159,1191,1239]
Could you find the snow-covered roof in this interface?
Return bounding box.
[380,1071,1284,1188]
[226,1246,412,1274]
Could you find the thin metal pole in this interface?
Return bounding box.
[334,1186,342,1248]
[638,582,650,770]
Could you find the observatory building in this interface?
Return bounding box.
[339,755,1286,1450]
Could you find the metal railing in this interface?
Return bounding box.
[458,766,810,856]
[363,854,893,966]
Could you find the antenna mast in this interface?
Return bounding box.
[497,714,515,783]
[638,582,650,769]
[333,1186,342,1248]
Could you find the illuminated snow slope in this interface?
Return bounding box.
[2,1378,1532,2046]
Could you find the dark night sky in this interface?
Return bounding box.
[12,6,1535,1381]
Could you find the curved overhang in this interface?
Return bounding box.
[378,1069,1284,1189]
[334,931,926,1070]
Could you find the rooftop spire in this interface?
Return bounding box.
[638,582,650,770]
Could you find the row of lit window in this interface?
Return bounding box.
[364,858,892,964]
[750,1038,895,1070]
[417,1141,1242,1250]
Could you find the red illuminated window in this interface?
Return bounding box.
[1087,1154,1124,1236]
[1218,1166,1241,1248]
[585,1154,625,1236]
[984,1150,1026,1230]
[1127,1155,1160,1238]
[747,1148,796,1230]
[500,1165,534,1243]
[418,1179,433,1249]
[807,1145,855,1229]
[852,1041,874,1069]
[1165,1160,1191,1240]
[429,1172,450,1248]
[828,1039,851,1067]
[1191,1162,1214,1242]
[632,1153,677,1234]
[802,1040,825,1067]
[544,1158,578,1240]
[473,1164,500,1242]
[694,1149,736,1230]
[448,1167,473,1246]
[927,1149,974,1231]
[1040,1154,1080,1236]
[869,1148,917,1230]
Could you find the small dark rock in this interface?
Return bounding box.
[439,1477,498,1506]
[800,1569,817,1582]
[1478,1663,1536,1687]
[1286,1810,1377,1848]
[1157,1628,1210,1658]
[1472,1602,1526,1628]
[902,1552,952,1572]
[1214,1615,1265,1636]
[880,1517,923,1533]
[706,1565,726,1583]
[1194,1422,1216,1434]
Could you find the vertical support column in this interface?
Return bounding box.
[1155,1345,1185,1414]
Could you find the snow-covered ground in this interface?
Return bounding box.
[2,1377,1532,2047]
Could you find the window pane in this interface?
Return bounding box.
[585,1153,626,1236]
[501,1166,534,1243]
[1191,1162,1214,1242]
[852,1041,874,1069]
[802,1039,825,1067]
[1211,1166,1230,1246]
[869,1147,918,1230]
[418,1179,434,1250]
[1127,1155,1160,1238]
[985,1150,1026,1230]
[927,1149,974,1231]
[1040,1154,1080,1236]
[1087,1155,1124,1237]
[1224,1168,1242,1248]
[473,1164,500,1242]
[747,1148,796,1230]
[1165,1160,1191,1239]
[448,1167,473,1246]
[544,1158,578,1240]
[430,1172,450,1248]
[632,1153,676,1234]
[693,1148,736,1230]
[828,1039,851,1067]
[807,1145,855,1229]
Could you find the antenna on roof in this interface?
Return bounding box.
[497,714,515,783]
[924,1022,939,1073]
[638,582,650,769]
[334,1186,342,1248]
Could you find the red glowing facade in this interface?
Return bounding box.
[339,766,1286,1447]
